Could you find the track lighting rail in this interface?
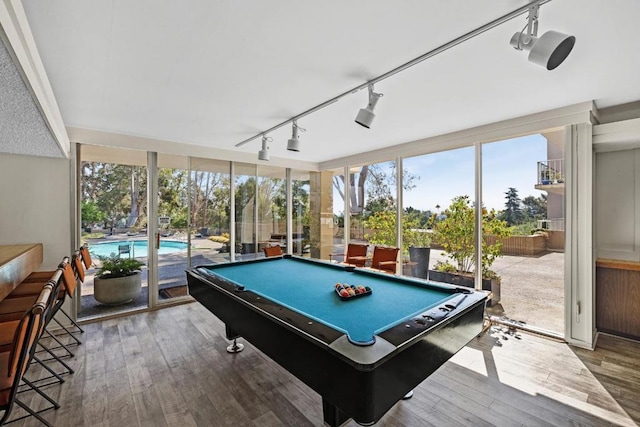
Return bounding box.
[236,0,552,149]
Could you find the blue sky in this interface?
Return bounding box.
[334,134,548,214]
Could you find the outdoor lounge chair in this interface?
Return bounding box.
[330,243,368,267]
[371,246,399,274]
[263,246,283,257]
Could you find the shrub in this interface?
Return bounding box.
[433,195,511,277]
[363,211,431,254]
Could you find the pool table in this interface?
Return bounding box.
[186,255,487,426]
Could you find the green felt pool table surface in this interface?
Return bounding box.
[196,256,466,345]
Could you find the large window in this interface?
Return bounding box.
[79,146,148,319]
[402,148,475,279]
[190,157,231,263]
[257,165,286,256]
[482,133,565,334]
[291,170,311,256]
[234,163,257,258]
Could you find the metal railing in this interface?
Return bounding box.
[537,218,565,231]
[537,159,565,184]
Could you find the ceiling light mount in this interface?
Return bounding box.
[287,120,306,152]
[258,135,272,161]
[355,84,384,129]
[510,2,575,70]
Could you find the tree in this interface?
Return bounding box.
[81,201,106,227]
[434,195,511,277]
[522,194,547,221]
[332,162,417,216]
[363,210,429,254]
[499,187,522,226]
[81,162,147,229]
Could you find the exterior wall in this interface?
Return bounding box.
[547,192,564,220]
[488,235,547,256]
[0,152,72,269]
[547,230,565,251]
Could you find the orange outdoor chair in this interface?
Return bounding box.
[263,246,283,257]
[371,246,399,274]
[345,243,368,267]
[330,243,368,267]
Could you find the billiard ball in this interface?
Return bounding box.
[364,286,371,292]
[340,290,349,297]
[347,288,356,296]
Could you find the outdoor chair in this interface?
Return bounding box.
[371,246,399,274]
[0,285,59,427]
[118,244,131,258]
[329,243,369,267]
[263,246,283,257]
[80,244,93,270]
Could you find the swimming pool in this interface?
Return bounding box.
[89,240,189,258]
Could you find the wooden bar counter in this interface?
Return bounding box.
[596,258,640,340]
[0,244,43,301]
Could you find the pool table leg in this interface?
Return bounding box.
[322,399,351,427]
[225,325,244,353]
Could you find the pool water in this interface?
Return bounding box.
[89,240,189,258]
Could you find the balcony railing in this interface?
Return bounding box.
[537,159,564,185]
[537,218,565,231]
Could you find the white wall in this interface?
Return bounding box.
[0,152,72,269]
[595,149,640,261]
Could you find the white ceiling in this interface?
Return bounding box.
[18,0,640,164]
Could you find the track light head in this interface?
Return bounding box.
[287,120,305,152]
[355,84,383,128]
[510,3,575,70]
[258,135,270,161]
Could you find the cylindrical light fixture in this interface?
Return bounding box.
[510,3,575,70]
[287,120,301,152]
[355,84,383,128]
[258,135,270,161]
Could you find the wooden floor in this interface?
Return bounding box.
[8,302,640,426]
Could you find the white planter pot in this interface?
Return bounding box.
[94,272,142,305]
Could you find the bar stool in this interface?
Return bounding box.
[0,285,59,426]
[0,268,74,385]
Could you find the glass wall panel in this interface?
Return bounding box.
[352,161,398,271]
[291,170,311,256]
[155,154,190,302]
[330,169,345,259]
[190,157,231,264]
[257,165,287,256]
[78,145,148,319]
[234,163,257,259]
[402,147,475,279]
[482,133,565,334]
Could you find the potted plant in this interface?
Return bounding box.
[429,196,511,306]
[94,253,145,305]
[405,228,432,279]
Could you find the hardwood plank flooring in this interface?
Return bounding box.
[7,303,640,426]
